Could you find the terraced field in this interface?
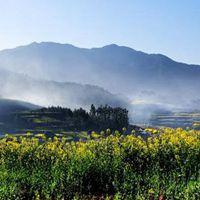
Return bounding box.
[150,111,200,128]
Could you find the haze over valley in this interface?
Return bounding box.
[0,42,200,124]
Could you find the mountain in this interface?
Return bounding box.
[0,42,200,110]
[0,68,128,110]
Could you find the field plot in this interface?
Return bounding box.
[150,112,200,129]
[0,128,199,199]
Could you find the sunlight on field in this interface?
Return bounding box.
[0,128,199,199]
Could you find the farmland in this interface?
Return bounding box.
[150,111,200,129]
[0,128,199,199]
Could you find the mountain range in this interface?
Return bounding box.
[0,42,200,122]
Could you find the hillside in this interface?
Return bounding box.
[0,68,128,110]
[0,98,39,131]
[0,98,39,115]
[0,42,200,110]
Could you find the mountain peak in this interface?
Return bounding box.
[23,42,78,50]
[103,44,119,48]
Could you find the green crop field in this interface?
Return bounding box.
[0,128,199,200]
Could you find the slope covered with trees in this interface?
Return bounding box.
[12,105,129,132]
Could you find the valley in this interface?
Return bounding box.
[0,42,200,200]
[1,1,200,199]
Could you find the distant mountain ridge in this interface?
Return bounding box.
[0,42,200,114]
[0,68,128,110]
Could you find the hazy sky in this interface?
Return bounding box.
[0,0,199,64]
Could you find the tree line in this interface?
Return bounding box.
[31,104,129,131]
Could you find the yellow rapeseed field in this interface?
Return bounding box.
[0,128,199,199]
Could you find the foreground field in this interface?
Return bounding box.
[0,128,199,200]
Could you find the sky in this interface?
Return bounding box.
[0,0,200,64]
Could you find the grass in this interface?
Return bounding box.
[0,128,199,199]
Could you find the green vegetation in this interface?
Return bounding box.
[0,105,129,133]
[0,128,199,199]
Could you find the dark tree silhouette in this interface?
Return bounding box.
[14,105,129,131]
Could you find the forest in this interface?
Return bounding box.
[2,105,129,132]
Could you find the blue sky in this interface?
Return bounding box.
[0,0,200,64]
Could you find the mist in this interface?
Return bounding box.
[0,68,129,110]
[0,42,200,125]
